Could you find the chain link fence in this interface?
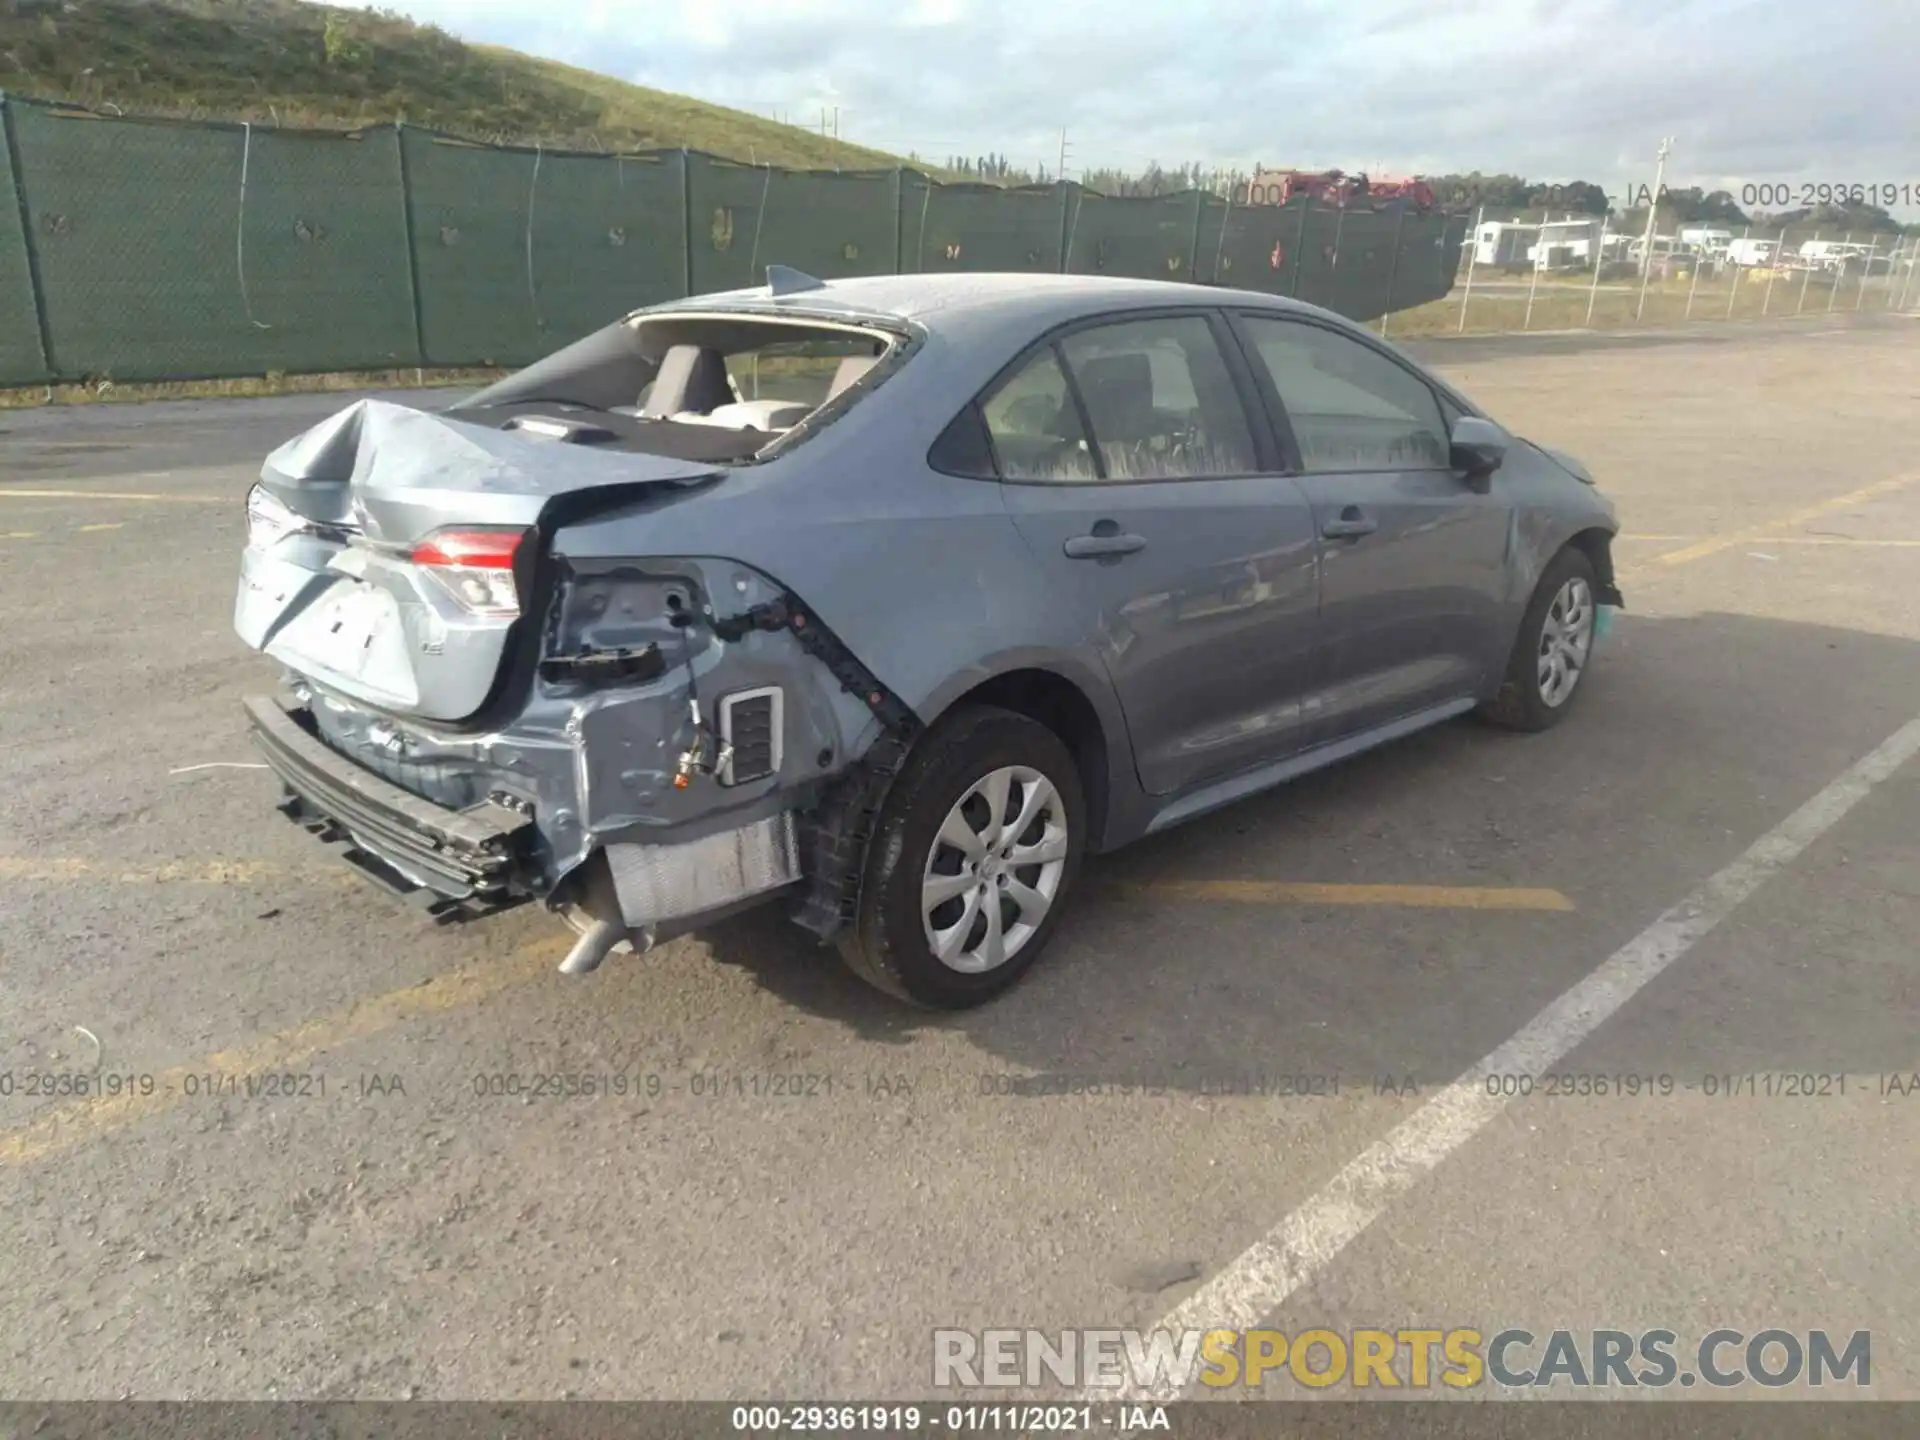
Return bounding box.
[1425,204,1918,336]
[0,93,1472,387]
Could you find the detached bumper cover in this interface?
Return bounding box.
[244,695,534,906]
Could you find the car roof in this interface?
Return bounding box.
[643,271,1332,337]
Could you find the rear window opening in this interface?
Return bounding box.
[448,313,901,462]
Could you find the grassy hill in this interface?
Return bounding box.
[0,0,914,169]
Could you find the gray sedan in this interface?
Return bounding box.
[235,269,1622,1008]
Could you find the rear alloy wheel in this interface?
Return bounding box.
[839,706,1085,1008]
[1478,546,1600,731]
[921,765,1070,973]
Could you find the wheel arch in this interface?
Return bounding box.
[912,648,1142,848]
[1564,525,1623,606]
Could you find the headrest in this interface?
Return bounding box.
[643,344,733,417]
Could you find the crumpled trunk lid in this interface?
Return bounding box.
[234,398,717,724]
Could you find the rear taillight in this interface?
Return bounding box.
[244,484,309,548]
[410,527,528,618]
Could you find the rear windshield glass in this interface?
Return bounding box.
[452,314,900,461]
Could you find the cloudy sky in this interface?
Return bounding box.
[345,0,1916,214]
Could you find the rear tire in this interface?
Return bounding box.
[1478,547,1599,732]
[837,705,1086,1009]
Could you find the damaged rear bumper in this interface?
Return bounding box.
[241,553,923,964]
[244,694,536,914]
[245,693,817,957]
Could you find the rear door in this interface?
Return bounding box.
[987,311,1322,797]
[1229,312,1511,740]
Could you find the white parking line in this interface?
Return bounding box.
[1111,711,1920,1401]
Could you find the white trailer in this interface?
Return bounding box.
[1680,227,1733,253]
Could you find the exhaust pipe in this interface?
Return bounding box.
[560,915,629,976]
[555,852,651,975]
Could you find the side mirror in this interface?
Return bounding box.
[1450,415,1508,490]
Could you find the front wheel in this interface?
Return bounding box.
[1478,547,1600,731]
[837,706,1086,1009]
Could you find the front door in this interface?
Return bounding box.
[985,312,1321,797]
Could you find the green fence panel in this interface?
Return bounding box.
[10,104,417,381]
[1288,206,1349,310]
[0,98,50,385]
[1063,188,1204,283]
[528,148,688,346]
[1194,197,1308,295]
[404,133,686,368]
[1322,208,1398,321]
[1441,212,1470,292]
[902,177,1068,274]
[1386,211,1460,314]
[686,155,898,294]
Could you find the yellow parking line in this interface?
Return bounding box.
[1641,471,1920,568]
[77,522,125,533]
[1,530,35,540]
[0,488,227,503]
[5,857,1579,913]
[0,935,570,1167]
[1142,880,1576,911]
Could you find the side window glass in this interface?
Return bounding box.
[981,348,1099,482]
[1059,316,1257,480]
[1242,318,1450,471]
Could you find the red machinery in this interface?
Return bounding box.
[1247,168,1437,211]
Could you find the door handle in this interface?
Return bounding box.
[1321,506,1377,540]
[1064,532,1148,559]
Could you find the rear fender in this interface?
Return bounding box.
[540,557,890,862]
[912,648,1144,851]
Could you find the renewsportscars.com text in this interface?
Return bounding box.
[931,1327,1871,1391]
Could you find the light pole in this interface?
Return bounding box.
[1634,137,1674,322]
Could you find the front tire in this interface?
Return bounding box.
[838,705,1086,1009]
[1478,546,1600,731]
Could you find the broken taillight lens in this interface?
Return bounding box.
[410,527,528,618]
